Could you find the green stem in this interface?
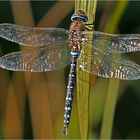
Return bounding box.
[75,0,97,139]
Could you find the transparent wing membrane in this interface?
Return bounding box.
[0,23,69,46]
[79,48,140,80]
[83,31,140,53]
[0,42,70,72]
[0,23,140,79]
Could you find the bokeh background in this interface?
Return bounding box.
[0,0,140,139]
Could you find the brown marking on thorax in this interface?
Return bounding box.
[69,20,86,52]
[70,20,85,31]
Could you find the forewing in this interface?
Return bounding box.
[0,42,71,72]
[83,31,140,53]
[0,23,69,46]
[78,48,140,80]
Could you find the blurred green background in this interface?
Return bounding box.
[0,0,140,139]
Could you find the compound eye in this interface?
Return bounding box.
[71,13,88,22]
[71,16,79,21]
[79,15,88,22]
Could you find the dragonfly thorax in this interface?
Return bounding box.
[69,11,88,55]
[70,20,85,31]
[69,30,84,53]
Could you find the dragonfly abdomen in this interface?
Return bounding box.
[63,52,79,135]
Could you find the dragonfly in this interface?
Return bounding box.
[0,10,140,135]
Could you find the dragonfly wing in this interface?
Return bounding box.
[0,42,71,72]
[0,23,69,46]
[78,48,140,80]
[83,31,140,53]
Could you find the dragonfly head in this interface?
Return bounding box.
[71,10,88,23]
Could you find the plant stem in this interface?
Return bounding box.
[75,0,97,139]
